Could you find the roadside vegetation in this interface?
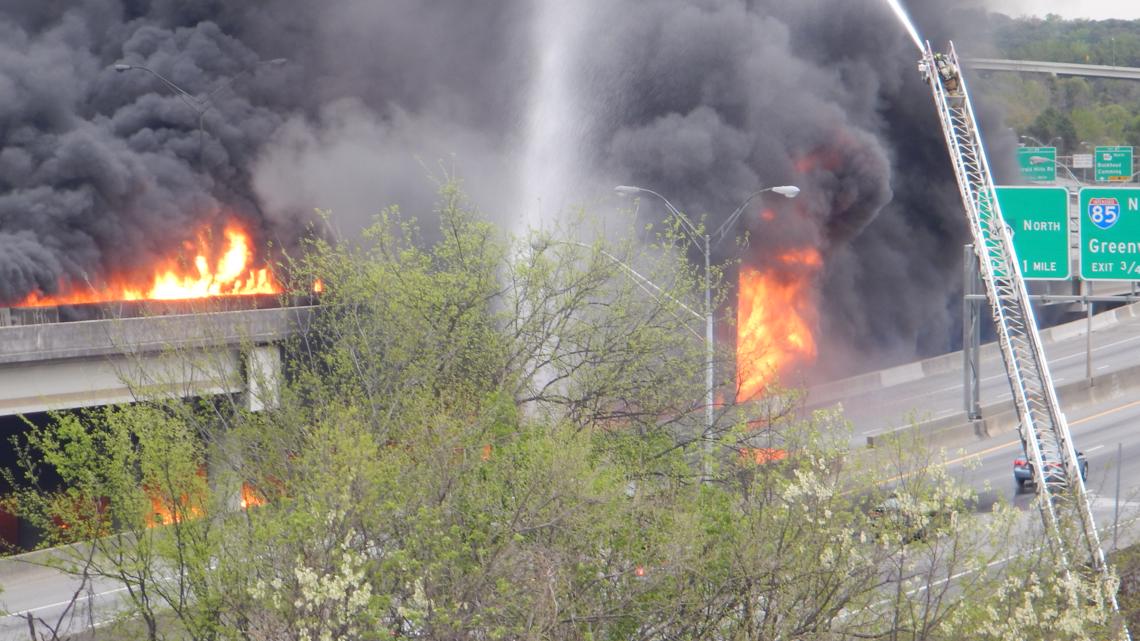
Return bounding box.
[3,184,1129,640]
[965,14,1140,152]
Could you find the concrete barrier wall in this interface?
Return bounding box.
[0,306,311,365]
[0,543,84,585]
[866,358,1140,450]
[810,300,1140,407]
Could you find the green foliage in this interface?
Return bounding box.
[1028,107,1078,152]
[1112,543,1140,632]
[4,182,1124,640]
[968,16,1140,155]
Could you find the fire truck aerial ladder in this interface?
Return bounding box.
[919,41,1126,629]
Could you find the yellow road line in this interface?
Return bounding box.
[943,397,1140,468]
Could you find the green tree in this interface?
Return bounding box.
[5,183,1126,640]
[966,15,1140,155]
[1028,107,1079,153]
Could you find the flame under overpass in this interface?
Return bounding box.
[964,58,1140,81]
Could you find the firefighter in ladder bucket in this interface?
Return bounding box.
[919,53,962,96]
[934,52,961,95]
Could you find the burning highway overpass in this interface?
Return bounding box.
[0,0,1013,379]
[15,219,280,308]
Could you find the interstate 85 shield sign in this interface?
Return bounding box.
[1088,197,1120,230]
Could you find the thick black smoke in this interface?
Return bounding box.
[1,0,1012,377]
[0,0,531,303]
[573,0,1017,378]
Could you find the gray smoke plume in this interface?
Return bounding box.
[1,0,1012,378]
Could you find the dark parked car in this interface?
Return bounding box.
[1014,451,1088,492]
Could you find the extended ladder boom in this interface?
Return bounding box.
[920,41,1118,613]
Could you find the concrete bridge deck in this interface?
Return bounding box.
[0,306,312,416]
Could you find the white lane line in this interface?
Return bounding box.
[921,373,1007,398]
[859,408,960,435]
[1052,333,1140,364]
[0,585,129,618]
[1085,445,1105,453]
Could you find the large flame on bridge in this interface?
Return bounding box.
[17,222,280,307]
[736,248,821,401]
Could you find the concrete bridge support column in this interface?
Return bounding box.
[243,344,281,413]
[210,345,282,511]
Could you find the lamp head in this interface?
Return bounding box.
[614,185,643,197]
[771,185,800,198]
[113,63,132,72]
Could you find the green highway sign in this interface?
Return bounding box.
[1079,187,1140,280]
[1017,147,1056,182]
[1094,146,1133,182]
[995,186,1070,280]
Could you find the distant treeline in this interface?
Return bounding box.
[965,14,1140,152]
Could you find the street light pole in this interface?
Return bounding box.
[614,183,799,478]
[703,231,714,477]
[1020,134,1063,152]
[1029,154,1085,186]
[113,58,286,170]
[114,63,209,168]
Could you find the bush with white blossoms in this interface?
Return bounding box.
[249,532,376,641]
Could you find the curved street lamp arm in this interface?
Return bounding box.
[114,64,205,114]
[616,186,704,250]
[1020,134,1062,149]
[710,185,800,249]
[1028,155,1085,185]
[712,189,767,248]
[114,58,287,171]
[1060,164,1084,184]
[536,240,704,336]
[115,58,287,114]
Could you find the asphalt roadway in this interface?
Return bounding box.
[947,392,1140,529]
[809,302,1140,445]
[818,301,1140,563]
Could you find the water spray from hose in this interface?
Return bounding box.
[884,0,924,51]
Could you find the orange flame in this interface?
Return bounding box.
[16,222,280,307]
[146,467,207,527]
[240,482,267,509]
[736,249,822,400]
[740,447,788,465]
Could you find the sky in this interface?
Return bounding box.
[984,0,1140,20]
